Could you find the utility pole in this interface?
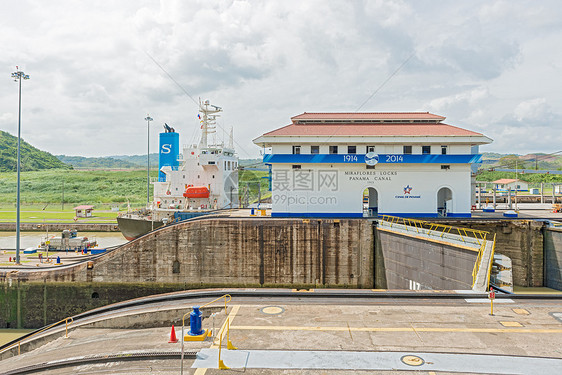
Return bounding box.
[11,67,30,265]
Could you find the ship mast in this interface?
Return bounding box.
[198,99,221,148]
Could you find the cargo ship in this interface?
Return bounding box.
[117,100,239,240]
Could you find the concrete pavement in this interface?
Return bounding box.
[1,290,562,374]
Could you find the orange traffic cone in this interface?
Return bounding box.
[168,325,178,343]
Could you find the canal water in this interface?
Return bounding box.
[0,329,33,346]
[0,231,127,250]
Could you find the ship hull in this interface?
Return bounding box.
[117,217,164,241]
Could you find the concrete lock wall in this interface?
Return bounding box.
[545,228,562,290]
[2,217,557,329]
[3,218,375,288]
[374,229,475,290]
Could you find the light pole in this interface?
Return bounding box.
[11,67,30,265]
[145,115,153,207]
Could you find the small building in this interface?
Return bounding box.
[73,205,94,218]
[492,179,528,192]
[254,111,492,218]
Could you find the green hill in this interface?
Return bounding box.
[56,155,140,169]
[0,131,71,172]
[110,154,159,166]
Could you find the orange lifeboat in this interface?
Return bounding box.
[183,186,210,198]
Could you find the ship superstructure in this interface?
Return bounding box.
[117,100,238,240]
[152,100,239,210]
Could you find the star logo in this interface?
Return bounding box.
[404,185,412,194]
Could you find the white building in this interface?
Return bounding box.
[253,112,492,218]
[492,179,529,192]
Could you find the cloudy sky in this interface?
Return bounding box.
[1,0,561,159]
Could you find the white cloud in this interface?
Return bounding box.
[514,98,548,121]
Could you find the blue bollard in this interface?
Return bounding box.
[250,208,255,216]
[56,256,61,264]
[188,306,204,336]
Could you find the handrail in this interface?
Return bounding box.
[180,294,231,338]
[379,215,493,289]
[217,317,237,370]
[471,241,486,287]
[200,294,231,315]
[379,215,490,245]
[485,233,497,291]
[180,294,231,374]
[3,316,73,355]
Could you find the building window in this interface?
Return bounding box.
[441,165,450,170]
[208,161,215,165]
[403,145,412,154]
[367,146,375,153]
[348,146,356,154]
[311,145,319,154]
[292,165,301,169]
[441,145,448,155]
[292,145,301,154]
[366,165,376,170]
[329,146,338,154]
[422,145,431,154]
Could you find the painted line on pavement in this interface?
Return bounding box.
[229,325,562,334]
[465,298,514,303]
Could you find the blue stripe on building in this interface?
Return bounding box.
[271,212,472,218]
[263,154,482,164]
[271,212,364,218]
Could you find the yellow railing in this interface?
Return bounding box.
[200,294,232,314]
[180,294,231,338]
[471,233,497,289]
[180,294,232,374]
[485,233,497,291]
[471,241,486,287]
[218,317,237,370]
[379,215,494,288]
[2,317,73,356]
[379,215,490,245]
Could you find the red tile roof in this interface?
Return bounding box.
[262,123,484,137]
[291,112,446,122]
[493,179,519,184]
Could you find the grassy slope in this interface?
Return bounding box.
[0,169,154,207]
[0,168,271,219]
